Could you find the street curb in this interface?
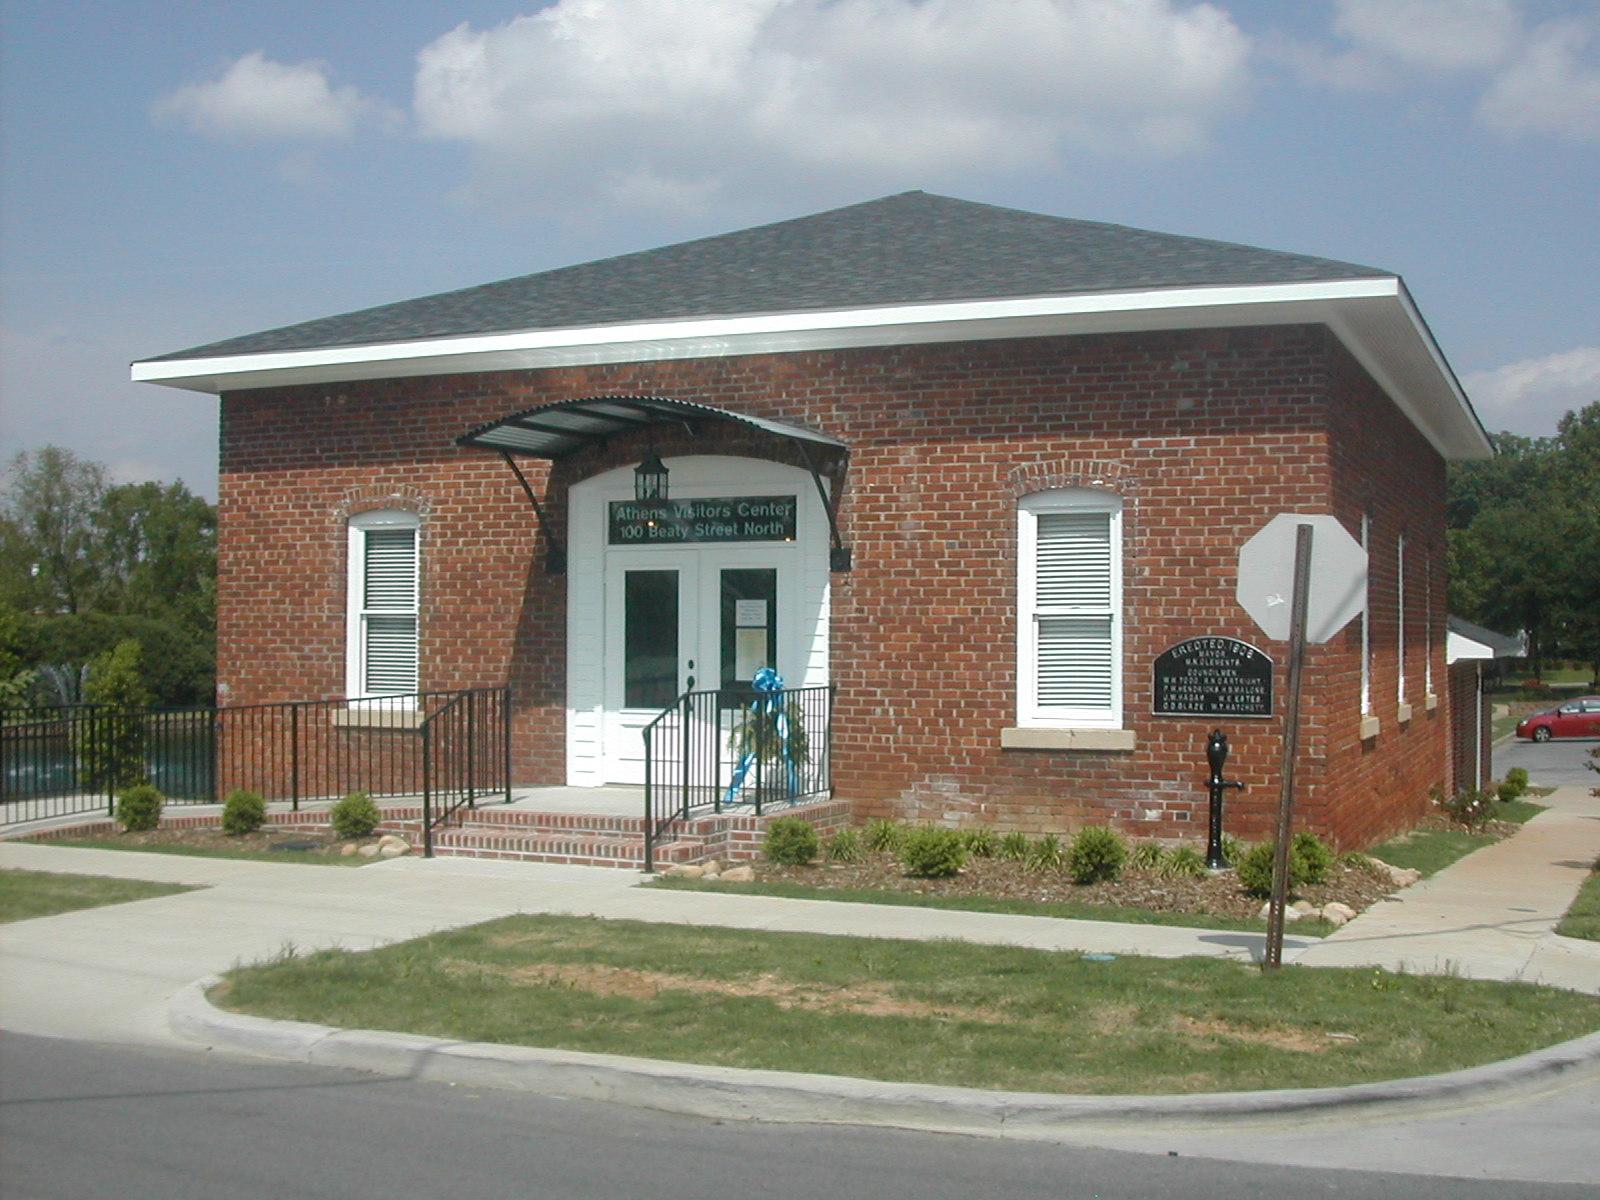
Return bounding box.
[171,976,1600,1138]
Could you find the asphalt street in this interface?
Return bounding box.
[2,1033,1595,1200]
[1495,732,1598,790]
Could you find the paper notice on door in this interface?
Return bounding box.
[735,628,767,679]
[734,599,767,628]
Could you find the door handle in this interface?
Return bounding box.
[686,659,696,691]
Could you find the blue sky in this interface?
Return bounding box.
[2,0,1596,500]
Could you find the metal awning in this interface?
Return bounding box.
[457,395,851,573]
[456,395,846,459]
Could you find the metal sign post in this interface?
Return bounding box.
[1263,523,1314,970]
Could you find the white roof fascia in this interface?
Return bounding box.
[131,276,1490,460]
[1447,631,1495,663]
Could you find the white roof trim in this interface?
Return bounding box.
[132,276,1492,460]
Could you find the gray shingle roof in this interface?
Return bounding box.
[146,191,1390,363]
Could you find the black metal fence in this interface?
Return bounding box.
[642,684,832,871]
[1,687,511,828]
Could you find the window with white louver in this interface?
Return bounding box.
[1018,492,1121,727]
[346,511,419,698]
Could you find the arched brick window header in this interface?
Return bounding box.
[331,484,434,524]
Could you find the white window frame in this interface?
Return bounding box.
[1360,512,1371,716]
[345,509,420,701]
[1016,489,1123,729]
[1424,546,1434,697]
[1396,532,1406,704]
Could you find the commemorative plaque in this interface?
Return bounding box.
[1153,637,1273,718]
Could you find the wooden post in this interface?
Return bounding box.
[1264,523,1314,971]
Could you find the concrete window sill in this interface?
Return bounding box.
[1397,702,1414,725]
[1359,715,1381,740]
[331,706,423,729]
[1001,727,1136,752]
[1424,693,1439,712]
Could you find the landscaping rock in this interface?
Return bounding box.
[358,844,381,858]
[378,834,402,850]
[666,864,703,878]
[1259,901,1304,922]
[340,843,358,857]
[700,859,720,877]
[1291,899,1316,915]
[1378,862,1422,888]
[722,866,755,883]
[1321,901,1357,926]
[380,842,409,858]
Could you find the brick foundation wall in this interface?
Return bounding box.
[216,324,1450,849]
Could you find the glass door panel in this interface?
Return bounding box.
[624,569,680,708]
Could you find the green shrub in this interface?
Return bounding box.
[863,818,903,853]
[997,831,1030,862]
[1129,842,1166,871]
[1025,833,1064,873]
[1504,767,1529,797]
[900,827,967,878]
[963,828,999,858]
[825,827,865,864]
[221,789,267,836]
[1221,833,1244,864]
[1338,850,1376,872]
[1160,846,1207,879]
[115,783,163,832]
[764,816,819,865]
[1236,840,1324,897]
[1066,826,1127,884]
[329,791,381,839]
[1292,831,1335,884]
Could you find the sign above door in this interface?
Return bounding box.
[609,495,798,545]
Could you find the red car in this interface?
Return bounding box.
[1516,696,1600,742]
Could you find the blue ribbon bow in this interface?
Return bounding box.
[723,667,802,806]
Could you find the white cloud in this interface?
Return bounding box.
[155,51,398,141]
[1275,3,1600,144]
[1333,0,1520,73]
[1477,18,1600,142]
[412,0,1251,216]
[1465,346,1600,437]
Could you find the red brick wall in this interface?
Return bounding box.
[216,323,1449,848]
[1323,342,1451,846]
[1447,660,1488,795]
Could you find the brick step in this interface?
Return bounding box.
[426,825,709,868]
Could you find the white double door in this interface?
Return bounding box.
[601,547,790,784]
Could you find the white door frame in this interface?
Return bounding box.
[566,455,830,786]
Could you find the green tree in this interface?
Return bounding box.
[1,447,217,705]
[1447,400,1600,679]
[0,447,107,614]
[76,639,152,791]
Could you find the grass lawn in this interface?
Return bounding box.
[218,915,1600,1095]
[0,867,196,923]
[42,838,371,867]
[647,875,1335,938]
[1369,801,1545,879]
[1557,861,1600,942]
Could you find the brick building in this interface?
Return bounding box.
[134,192,1492,850]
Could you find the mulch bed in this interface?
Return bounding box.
[43,826,369,861]
[754,850,1398,924]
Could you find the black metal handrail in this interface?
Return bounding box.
[642,683,832,872]
[420,686,513,857]
[2,686,512,830]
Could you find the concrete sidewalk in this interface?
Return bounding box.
[1292,783,1600,992]
[3,782,1598,1049]
[0,840,1309,1049]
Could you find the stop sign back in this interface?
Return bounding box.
[1236,514,1367,644]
